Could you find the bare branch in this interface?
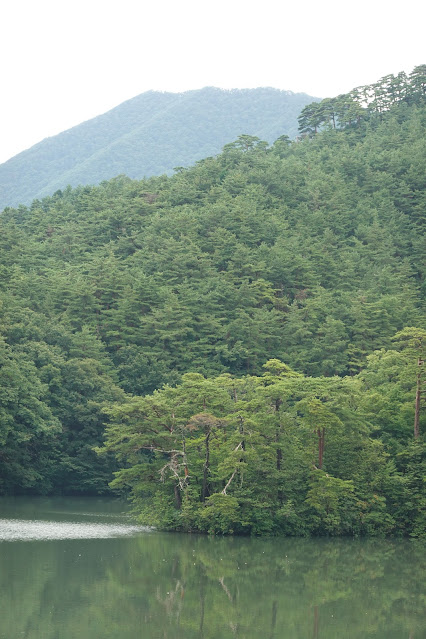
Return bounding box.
[158,451,189,491]
[221,442,244,495]
[142,446,185,455]
[222,469,238,495]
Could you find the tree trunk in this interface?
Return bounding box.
[317,428,325,469]
[414,375,420,439]
[202,432,210,502]
[276,434,283,504]
[174,482,182,509]
[275,399,283,502]
[414,357,423,439]
[276,445,282,471]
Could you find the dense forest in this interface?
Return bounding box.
[0,66,424,536]
[0,87,317,210]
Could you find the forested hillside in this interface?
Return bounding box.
[0,87,316,210]
[0,67,424,536]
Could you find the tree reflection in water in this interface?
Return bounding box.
[0,529,424,639]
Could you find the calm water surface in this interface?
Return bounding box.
[0,497,424,639]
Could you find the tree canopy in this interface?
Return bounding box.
[0,66,424,535]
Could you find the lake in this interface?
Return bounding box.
[0,497,423,638]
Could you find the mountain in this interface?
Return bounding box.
[0,68,424,537]
[0,87,318,210]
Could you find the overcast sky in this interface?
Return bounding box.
[0,0,424,163]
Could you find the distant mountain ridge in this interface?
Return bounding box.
[0,86,318,210]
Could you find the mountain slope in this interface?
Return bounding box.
[0,87,317,210]
[0,77,424,538]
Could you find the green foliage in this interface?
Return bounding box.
[0,68,424,532]
[306,471,357,535]
[394,441,426,537]
[298,64,425,136]
[199,493,241,534]
[99,361,424,536]
[0,296,125,494]
[0,334,60,493]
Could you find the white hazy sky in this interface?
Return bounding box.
[0,0,424,163]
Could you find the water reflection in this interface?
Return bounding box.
[0,498,423,639]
